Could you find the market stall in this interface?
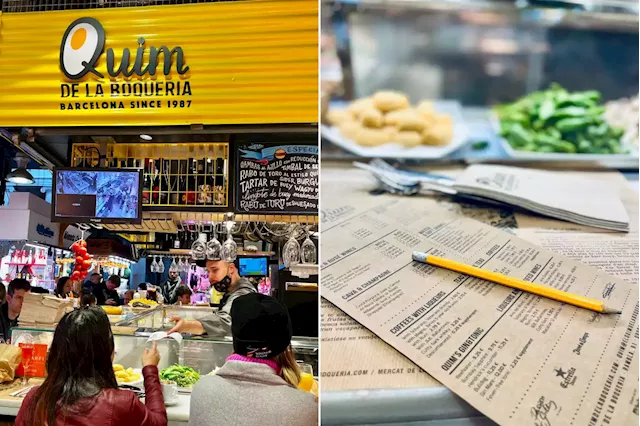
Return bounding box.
[0,0,319,422]
[0,192,75,290]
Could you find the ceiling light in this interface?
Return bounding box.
[6,153,34,185]
[140,134,153,141]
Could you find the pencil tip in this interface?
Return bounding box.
[602,306,622,314]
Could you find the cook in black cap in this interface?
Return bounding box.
[168,258,256,337]
[189,293,318,426]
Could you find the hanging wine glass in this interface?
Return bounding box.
[157,256,165,274]
[170,256,179,271]
[301,226,317,264]
[282,225,301,268]
[222,234,237,262]
[150,256,159,273]
[178,256,185,273]
[191,224,207,260]
[206,223,222,260]
[221,221,237,262]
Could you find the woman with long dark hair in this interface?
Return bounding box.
[15,306,167,426]
[54,276,78,299]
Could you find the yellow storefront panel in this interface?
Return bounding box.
[0,1,318,127]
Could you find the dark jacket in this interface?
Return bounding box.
[15,366,166,426]
[158,277,182,305]
[198,278,256,337]
[0,302,18,343]
[92,283,121,306]
[82,279,95,295]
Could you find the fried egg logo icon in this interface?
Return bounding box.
[60,17,105,79]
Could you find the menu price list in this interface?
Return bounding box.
[321,198,638,426]
[236,143,318,214]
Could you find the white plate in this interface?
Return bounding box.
[491,112,640,163]
[116,368,143,388]
[322,100,469,159]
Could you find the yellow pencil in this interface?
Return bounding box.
[412,251,621,314]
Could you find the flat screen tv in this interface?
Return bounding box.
[52,167,143,224]
[238,257,268,276]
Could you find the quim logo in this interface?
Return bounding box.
[59,17,189,80]
[59,18,106,79]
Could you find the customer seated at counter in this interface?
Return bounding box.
[0,278,30,343]
[15,306,167,426]
[189,293,317,426]
[54,276,79,299]
[175,285,192,305]
[93,275,121,306]
[81,293,97,307]
[169,258,256,337]
[83,272,102,295]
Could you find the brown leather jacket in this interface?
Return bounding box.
[15,366,166,426]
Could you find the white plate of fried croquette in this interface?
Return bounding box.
[322,91,470,159]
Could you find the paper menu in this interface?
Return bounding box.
[146,331,183,344]
[320,197,638,425]
[320,166,519,391]
[454,165,629,231]
[321,296,442,390]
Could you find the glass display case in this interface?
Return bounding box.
[10,306,318,380]
[110,305,215,331]
[321,0,639,169]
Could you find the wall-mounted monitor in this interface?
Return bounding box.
[238,257,268,276]
[52,167,143,224]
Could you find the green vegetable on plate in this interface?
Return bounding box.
[160,364,201,388]
[493,84,626,155]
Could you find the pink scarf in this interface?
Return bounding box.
[226,354,281,375]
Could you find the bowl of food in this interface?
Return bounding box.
[322,90,468,159]
[114,364,143,387]
[493,84,638,161]
[160,364,201,393]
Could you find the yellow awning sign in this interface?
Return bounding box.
[0,1,318,127]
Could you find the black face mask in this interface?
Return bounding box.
[213,265,232,293]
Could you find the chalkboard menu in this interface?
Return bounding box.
[235,143,318,214]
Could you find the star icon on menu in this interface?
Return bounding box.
[554,367,567,378]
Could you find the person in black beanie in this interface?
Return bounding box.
[188,293,317,426]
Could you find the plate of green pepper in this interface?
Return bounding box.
[492,84,638,161]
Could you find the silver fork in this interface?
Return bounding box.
[354,161,456,195]
[358,160,511,208]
